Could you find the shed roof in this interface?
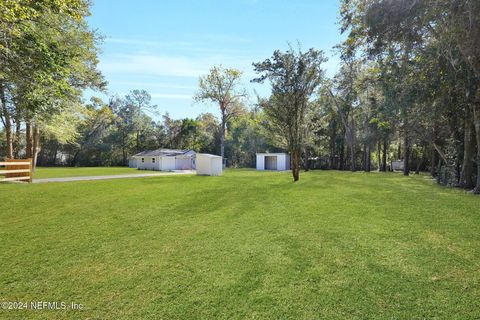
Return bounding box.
[133,149,195,157]
[197,153,222,158]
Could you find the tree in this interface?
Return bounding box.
[253,47,326,181]
[69,100,114,166]
[225,106,271,168]
[336,0,480,192]
[0,0,105,168]
[178,118,201,150]
[194,66,246,161]
[125,90,158,152]
[196,112,220,154]
[445,0,480,192]
[325,60,363,172]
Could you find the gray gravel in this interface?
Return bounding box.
[33,170,195,183]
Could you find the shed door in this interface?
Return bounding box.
[265,156,277,170]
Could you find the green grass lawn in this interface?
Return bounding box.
[1,170,479,319]
[33,166,146,179]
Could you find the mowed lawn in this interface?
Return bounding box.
[33,166,145,179]
[0,170,479,319]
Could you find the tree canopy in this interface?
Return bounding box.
[1,0,480,194]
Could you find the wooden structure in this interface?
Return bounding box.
[0,159,33,183]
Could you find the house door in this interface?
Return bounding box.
[264,156,277,170]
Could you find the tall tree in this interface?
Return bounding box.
[253,47,326,181]
[194,66,246,161]
[325,60,363,172]
[125,90,158,152]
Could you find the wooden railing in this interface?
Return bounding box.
[0,159,33,183]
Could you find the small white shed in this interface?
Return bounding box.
[256,153,290,171]
[196,153,223,176]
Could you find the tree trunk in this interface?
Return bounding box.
[382,139,388,172]
[220,110,226,165]
[327,89,356,171]
[339,136,345,170]
[377,141,381,171]
[365,144,371,172]
[38,143,47,166]
[349,143,356,172]
[13,115,21,158]
[460,106,475,188]
[292,150,300,182]
[415,147,425,175]
[330,129,336,169]
[304,147,309,171]
[0,86,13,159]
[220,123,225,162]
[51,142,58,165]
[403,131,410,176]
[430,144,437,177]
[32,125,40,171]
[401,44,410,177]
[363,143,367,171]
[349,115,356,172]
[3,115,13,159]
[71,149,81,166]
[415,160,421,174]
[121,131,127,166]
[25,119,33,158]
[136,131,140,152]
[473,102,480,194]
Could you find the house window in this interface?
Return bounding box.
[152,158,155,163]
[141,158,144,163]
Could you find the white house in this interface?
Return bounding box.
[196,153,223,176]
[256,153,290,171]
[129,149,196,171]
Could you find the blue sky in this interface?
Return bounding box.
[86,0,344,119]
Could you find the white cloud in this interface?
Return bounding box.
[150,93,192,100]
[100,51,263,79]
[100,53,208,78]
[116,81,197,90]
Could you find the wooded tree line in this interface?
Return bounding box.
[33,90,276,168]
[322,0,480,192]
[250,0,479,189]
[250,0,480,189]
[1,0,479,192]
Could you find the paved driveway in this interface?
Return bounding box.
[33,170,195,183]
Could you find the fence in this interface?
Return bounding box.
[0,159,33,183]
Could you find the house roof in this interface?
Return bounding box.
[133,149,195,157]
